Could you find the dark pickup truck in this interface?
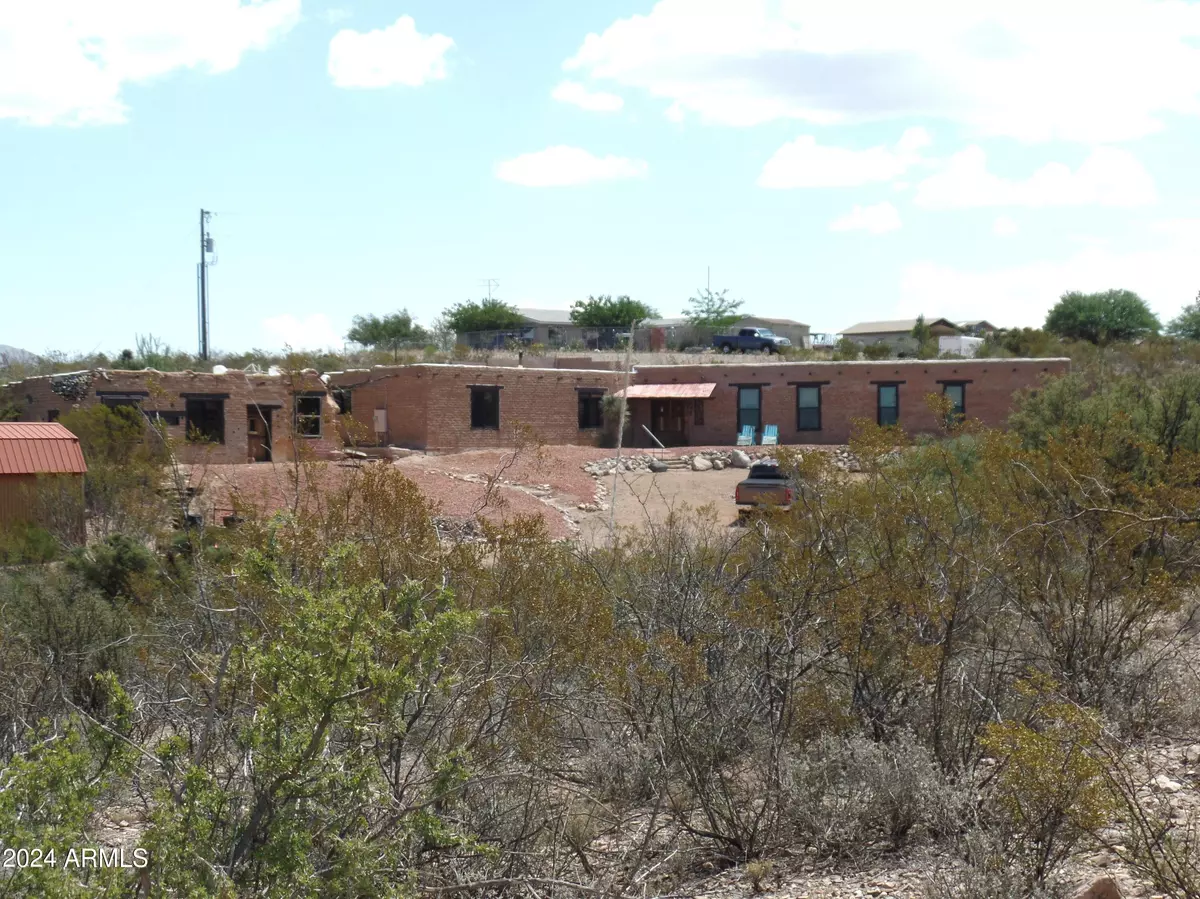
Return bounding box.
[712,328,793,354]
[735,460,796,519]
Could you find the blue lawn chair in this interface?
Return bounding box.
[761,424,778,446]
[736,425,756,446]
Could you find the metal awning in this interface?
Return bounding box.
[614,383,717,399]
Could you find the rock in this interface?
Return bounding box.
[692,456,713,472]
[731,450,751,468]
[649,459,669,473]
[1076,876,1123,899]
[712,459,725,470]
[1183,744,1200,765]
[1153,774,1183,793]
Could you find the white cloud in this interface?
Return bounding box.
[324,8,352,24]
[0,0,300,126]
[915,146,1157,209]
[829,201,902,233]
[495,146,648,187]
[759,127,930,189]
[993,215,1019,236]
[563,0,1200,142]
[665,101,685,123]
[900,220,1200,328]
[552,80,623,112]
[328,15,453,88]
[262,313,343,350]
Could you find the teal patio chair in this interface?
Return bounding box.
[736,425,756,446]
[761,424,778,446]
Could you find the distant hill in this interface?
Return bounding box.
[0,344,37,366]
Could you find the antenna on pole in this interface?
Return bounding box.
[479,278,500,301]
[198,209,214,360]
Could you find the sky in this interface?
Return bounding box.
[2,0,1199,355]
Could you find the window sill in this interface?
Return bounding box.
[471,426,500,431]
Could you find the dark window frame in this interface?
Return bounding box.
[941,381,967,422]
[185,397,226,444]
[577,390,605,430]
[470,386,501,430]
[795,384,822,431]
[737,386,762,435]
[693,399,705,426]
[46,409,60,422]
[332,388,352,415]
[294,395,324,438]
[877,383,900,427]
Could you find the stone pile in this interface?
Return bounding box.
[50,371,92,400]
[433,516,484,543]
[582,454,659,477]
[832,447,862,471]
[678,449,766,471]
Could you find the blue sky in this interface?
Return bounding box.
[2,0,1199,355]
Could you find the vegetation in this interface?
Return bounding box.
[346,309,429,360]
[570,294,658,327]
[1167,291,1200,341]
[684,286,744,327]
[5,341,1200,897]
[1044,289,1161,344]
[442,297,526,335]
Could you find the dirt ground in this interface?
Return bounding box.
[184,445,817,543]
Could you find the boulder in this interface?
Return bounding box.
[1076,877,1122,899]
[649,459,669,473]
[692,456,713,472]
[712,459,726,470]
[1153,774,1183,793]
[731,450,751,469]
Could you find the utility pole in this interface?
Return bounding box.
[479,278,500,301]
[198,209,213,360]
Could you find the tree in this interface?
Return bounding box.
[685,287,744,328]
[1167,291,1200,341]
[1044,289,1160,344]
[910,314,939,359]
[346,310,428,361]
[443,298,525,335]
[570,295,658,327]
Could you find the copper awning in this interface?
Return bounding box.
[614,383,717,399]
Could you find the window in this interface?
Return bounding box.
[796,385,821,431]
[578,391,604,429]
[99,394,143,409]
[185,398,225,444]
[877,384,899,427]
[149,411,183,426]
[694,399,705,426]
[295,395,323,437]
[943,383,966,423]
[46,410,59,422]
[333,389,352,415]
[737,386,761,434]
[470,386,500,430]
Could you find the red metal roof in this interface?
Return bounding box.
[615,383,717,399]
[0,423,88,475]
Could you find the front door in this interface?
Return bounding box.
[650,399,687,446]
[248,407,272,462]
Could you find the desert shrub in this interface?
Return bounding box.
[784,732,966,857]
[861,343,892,360]
[66,532,156,602]
[925,831,1071,899]
[0,523,60,564]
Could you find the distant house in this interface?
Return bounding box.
[841,318,960,355]
[0,422,87,541]
[457,308,587,349]
[957,320,998,336]
[728,317,812,349]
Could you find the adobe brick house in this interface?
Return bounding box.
[1,369,341,464]
[333,358,1068,451]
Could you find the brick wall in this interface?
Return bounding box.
[339,365,623,451]
[2,369,340,464]
[627,358,1070,446]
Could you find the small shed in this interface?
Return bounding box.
[0,422,88,538]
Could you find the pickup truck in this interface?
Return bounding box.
[712,328,793,354]
[735,460,796,519]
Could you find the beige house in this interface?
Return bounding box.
[841,318,960,355]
